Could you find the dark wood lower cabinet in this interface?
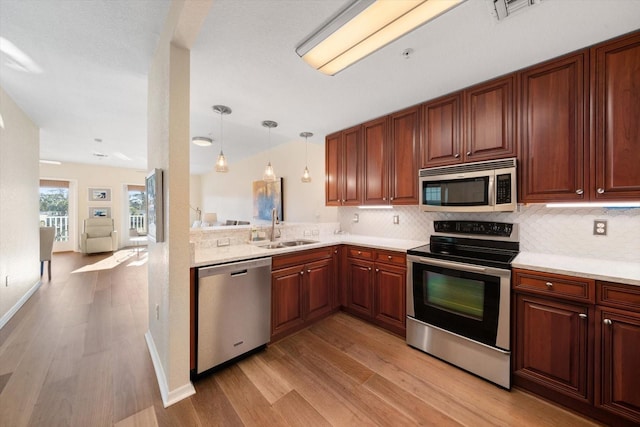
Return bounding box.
[514,269,640,427]
[514,294,591,403]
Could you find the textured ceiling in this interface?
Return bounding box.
[1,0,640,175]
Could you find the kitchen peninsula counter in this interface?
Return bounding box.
[191,234,427,268]
[513,252,640,286]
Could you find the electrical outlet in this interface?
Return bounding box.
[393,215,399,224]
[155,304,160,320]
[593,220,607,236]
[5,275,8,287]
[353,213,359,223]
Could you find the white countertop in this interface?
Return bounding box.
[191,234,427,268]
[513,252,640,286]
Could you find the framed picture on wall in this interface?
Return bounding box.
[252,178,283,221]
[89,206,111,218]
[146,168,164,242]
[88,187,111,202]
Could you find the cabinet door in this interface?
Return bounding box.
[421,93,462,167]
[514,294,591,403]
[390,106,420,205]
[325,131,342,206]
[374,263,406,335]
[362,117,388,205]
[346,258,374,318]
[519,53,589,202]
[591,33,640,200]
[271,265,304,339]
[305,259,333,323]
[595,307,640,424]
[343,125,362,206]
[464,75,516,162]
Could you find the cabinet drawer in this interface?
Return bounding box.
[347,246,374,260]
[375,250,406,266]
[272,247,333,270]
[597,281,640,312]
[513,269,595,303]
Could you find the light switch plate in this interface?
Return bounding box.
[593,220,607,236]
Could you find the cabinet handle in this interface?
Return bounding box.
[454,153,460,158]
[578,313,587,319]
[576,189,584,195]
[545,282,553,288]
[603,319,612,325]
[466,151,472,156]
[597,188,605,194]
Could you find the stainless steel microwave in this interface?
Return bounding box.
[419,158,517,213]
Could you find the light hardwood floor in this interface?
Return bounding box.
[0,251,602,427]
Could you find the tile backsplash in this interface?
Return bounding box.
[338,204,640,262]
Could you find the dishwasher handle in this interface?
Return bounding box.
[198,257,272,279]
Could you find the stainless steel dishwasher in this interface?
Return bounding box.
[196,257,271,376]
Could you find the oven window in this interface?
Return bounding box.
[424,272,484,321]
[423,177,489,206]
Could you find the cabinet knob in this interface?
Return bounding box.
[382,197,386,201]
[300,271,304,275]
[368,267,372,271]
[603,319,612,325]
[597,188,605,194]
[376,268,380,273]
[576,189,584,195]
[334,250,338,254]
[466,151,472,156]
[578,313,587,319]
[545,282,553,288]
[454,153,460,158]
[390,197,394,201]
[307,269,311,273]
[358,251,362,255]
[388,255,392,260]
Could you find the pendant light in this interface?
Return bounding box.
[262,120,278,182]
[191,136,212,146]
[300,132,313,183]
[213,105,231,172]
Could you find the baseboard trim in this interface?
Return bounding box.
[0,279,42,330]
[144,330,196,408]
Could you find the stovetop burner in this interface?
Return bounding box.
[408,220,519,269]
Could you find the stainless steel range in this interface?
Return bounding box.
[406,220,519,389]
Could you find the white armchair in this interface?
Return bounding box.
[81,217,118,254]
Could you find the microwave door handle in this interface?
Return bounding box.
[488,175,495,206]
[411,257,487,273]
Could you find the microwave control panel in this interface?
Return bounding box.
[495,174,512,204]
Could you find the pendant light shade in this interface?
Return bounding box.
[213,105,231,173]
[262,120,278,182]
[300,132,313,183]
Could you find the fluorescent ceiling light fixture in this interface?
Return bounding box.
[113,152,132,161]
[546,202,640,208]
[296,0,465,75]
[0,37,43,74]
[39,159,62,165]
[0,112,4,129]
[358,205,393,209]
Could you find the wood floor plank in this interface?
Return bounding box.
[272,389,332,427]
[70,350,114,426]
[190,374,244,427]
[237,351,293,404]
[214,364,289,427]
[27,376,78,427]
[114,405,158,427]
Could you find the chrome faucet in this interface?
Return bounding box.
[270,208,280,241]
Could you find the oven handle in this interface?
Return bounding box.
[407,255,510,276]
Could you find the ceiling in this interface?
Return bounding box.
[1,0,639,175]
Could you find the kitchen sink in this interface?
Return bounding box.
[258,239,318,249]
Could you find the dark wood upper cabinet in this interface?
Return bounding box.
[591,32,640,200]
[519,52,589,202]
[421,93,462,168]
[389,106,420,204]
[361,116,388,205]
[325,125,361,206]
[464,75,516,162]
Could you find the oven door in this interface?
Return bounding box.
[407,255,511,350]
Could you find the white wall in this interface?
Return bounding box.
[338,205,640,263]
[0,86,40,327]
[197,139,337,224]
[39,162,146,249]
